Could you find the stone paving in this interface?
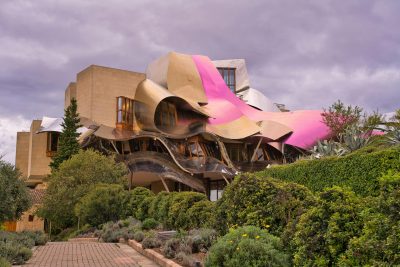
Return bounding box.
[19,241,160,267]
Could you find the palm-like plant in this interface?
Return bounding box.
[311,140,347,158]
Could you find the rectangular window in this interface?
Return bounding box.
[217,67,236,93]
[156,102,177,127]
[116,96,135,129]
[209,180,226,201]
[28,215,34,222]
[46,132,60,157]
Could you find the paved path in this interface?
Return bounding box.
[20,242,159,267]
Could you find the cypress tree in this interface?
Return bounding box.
[50,98,82,170]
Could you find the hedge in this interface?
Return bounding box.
[257,147,400,196]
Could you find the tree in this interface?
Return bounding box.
[74,184,128,226]
[38,150,127,230]
[0,158,31,223]
[321,100,363,140]
[50,98,82,170]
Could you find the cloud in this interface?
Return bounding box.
[0,0,399,163]
[0,115,30,164]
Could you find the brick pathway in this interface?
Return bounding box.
[20,242,159,267]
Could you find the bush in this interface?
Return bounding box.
[216,174,315,236]
[133,231,145,242]
[142,218,158,230]
[125,187,154,218]
[163,238,181,258]
[340,171,400,266]
[74,183,128,226]
[205,226,290,267]
[292,186,365,266]
[148,191,172,222]
[38,149,127,230]
[0,256,11,267]
[186,200,216,229]
[141,237,162,249]
[0,231,45,265]
[259,147,400,196]
[136,195,156,221]
[168,192,208,229]
[176,251,196,267]
[188,229,217,253]
[22,231,48,246]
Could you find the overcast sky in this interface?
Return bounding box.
[1,0,399,163]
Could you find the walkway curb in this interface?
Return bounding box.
[127,239,182,267]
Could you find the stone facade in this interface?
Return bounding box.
[75,65,145,127]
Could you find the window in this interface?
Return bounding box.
[225,143,245,162]
[209,180,226,201]
[46,132,59,157]
[217,67,236,92]
[116,96,134,129]
[155,101,177,127]
[28,215,34,222]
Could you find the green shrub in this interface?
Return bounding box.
[259,147,400,196]
[0,256,11,267]
[136,195,156,221]
[176,251,196,267]
[148,191,171,222]
[75,184,128,226]
[133,231,145,242]
[141,237,162,249]
[163,238,181,258]
[186,200,216,229]
[340,171,400,266]
[126,187,154,218]
[0,231,39,265]
[21,231,48,246]
[205,226,290,267]
[216,174,315,236]
[188,228,217,253]
[142,218,158,230]
[292,186,365,266]
[168,192,208,229]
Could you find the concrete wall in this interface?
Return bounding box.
[27,120,51,179]
[64,82,77,109]
[76,65,145,127]
[16,205,45,232]
[15,132,30,178]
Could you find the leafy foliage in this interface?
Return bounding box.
[340,171,400,266]
[125,187,154,218]
[141,218,158,230]
[0,159,30,223]
[321,100,363,140]
[74,184,128,226]
[292,187,365,266]
[167,192,208,229]
[50,98,82,170]
[259,147,400,196]
[0,231,47,265]
[216,174,315,237]
[38,149,127,230]
[205,226,290,267]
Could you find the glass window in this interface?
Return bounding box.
[156,101,177,127]
[209,180,226,201]
[46,132,60,157]
[116,96,134,128]
[217,67,236,92]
